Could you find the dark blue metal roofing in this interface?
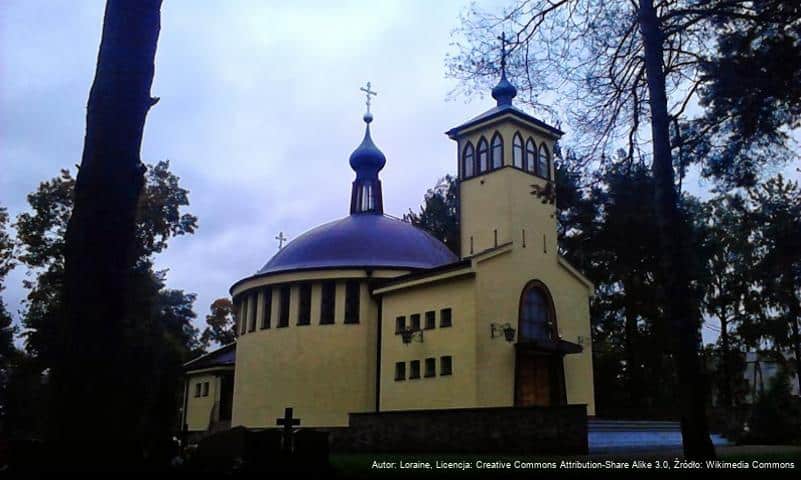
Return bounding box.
[258,214,459,275]
[184,343,235,371]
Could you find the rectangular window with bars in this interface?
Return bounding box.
[261,287,272,329]
[409,360,420,379]
[298,284,311,325]
[278,286,290,327]
[440,308,452,328]
[344,280,360,324]
[425,311,436,330]
[424,358,436,378]
[440,356,453,376]
[410,313,421,331]
[394,362,406,381]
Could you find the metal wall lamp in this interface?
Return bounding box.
[491,323,516,342]
[400,327,424,344]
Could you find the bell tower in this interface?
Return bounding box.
[446,35,563,259]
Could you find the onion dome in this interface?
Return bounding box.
[491,71,517,107]
[349,112,386,177]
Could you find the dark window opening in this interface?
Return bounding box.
[525,138,536,173]
[410,313,421,331]
[395,316,406,333]
[463,142,474,178]
[194,383,201,398]
[261,287,272,329]
[425,311,436,330]
[538,144,551,179]
[298,284,311,325]
[441,356,453,376]
[202,382,210,397]
[409,360,421,379]
[394,362,406,381]
[513,133,523,168]
[278,286,290,327]
[320,281,336,324]
[520,284,554,341]
[477,137,488,173]
[440,308,452,328]
[247,293,256,332]
[425,358,436,378]
[345,280,360,324]
[491,132,503,169]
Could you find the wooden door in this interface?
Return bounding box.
[515,353,552,406]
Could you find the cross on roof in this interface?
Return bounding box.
[497,32,509,74]
[276,407,301,452]
[275,231,287,250]
[360,81,377,114]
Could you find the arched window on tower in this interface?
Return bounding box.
[477,137,489,173]
[513,133,523,169]
[462,142,474,179]
[490,133,503,169]
[525,138,537,173]
[538,144,550,179]
[519,282,555,342]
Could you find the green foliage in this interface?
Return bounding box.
[11,161,200,439]
[200,298,236,349]
[403,175,460,256]
[744,366,801,445]
[0,205,19,424]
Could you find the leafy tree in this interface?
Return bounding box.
[200,298,237,349]
[14,160,197,455]
[0,206,18,425]
[745,175,801,389]
[403,175,460,255]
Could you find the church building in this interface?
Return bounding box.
[183,64,595,433]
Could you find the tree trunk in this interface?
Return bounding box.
[638,0,715,459]
[718,311,733,408]
[49,0,162,467]
[622,280,643,409]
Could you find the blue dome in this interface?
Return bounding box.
[491,72,517,106]
[258,215,459,275]
[349,123,386,176]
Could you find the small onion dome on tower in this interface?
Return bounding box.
[491,32,517,107]
[349,82,386,215]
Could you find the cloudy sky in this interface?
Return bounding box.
[2,0,503,336]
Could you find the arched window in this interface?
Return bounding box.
[490,133,503,169]
[477,137,489,173]
[462,142,474,178]
[538,144,550,179]
[360,184,374,211]
[525,138,537,173]
[519,281,555,342]
[513,133,524,168]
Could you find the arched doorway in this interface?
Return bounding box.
[514,280,567,407]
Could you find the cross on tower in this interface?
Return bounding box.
[497,32,509,74]
[360,81,377,114]
[276,407,301,453]
[275,231,287,250]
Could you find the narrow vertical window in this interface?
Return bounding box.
[424,358,436,378]
[462,142,474,179]
[490,132,503,169]
[425,311,436,330]
[320,281,335,324]
[441,356,453,376]
[394,362,406,381]
[440,308,452,327]
[410,313,421,331]
[278,286,290,327]
[409,360,421,379]
[239,297,248,335]
[298,284,311,325]
[477,137,488,173]
[538,144,551,179]
[525,138,536,173]
[236,299,244,336]
[261,287,272,329]
[344,280,360,324]
[195,383,201,397]
[513,133,523,168]
[202,382,209,397]
[248,292,256,332]
[395,316,406,333]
